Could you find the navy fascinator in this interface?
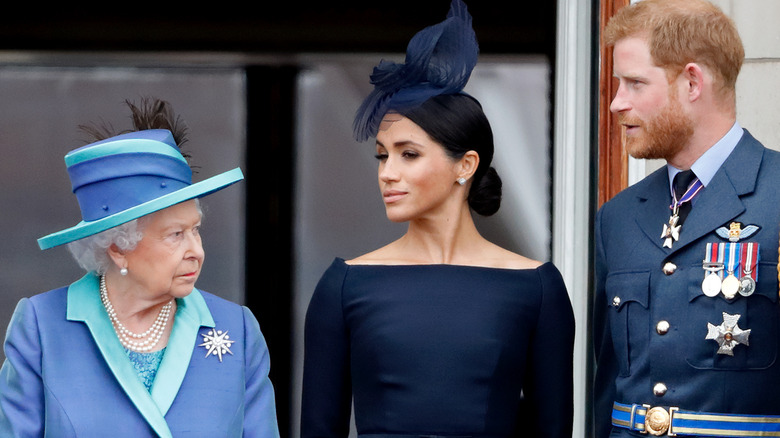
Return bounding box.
[352,0,479,142]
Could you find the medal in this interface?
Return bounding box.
[739,276,756,297]
[706,312,751,356]
[661,213,681,249]
[702,270,723,297]
[739,242,759,297]
[721,242,741,299]
[721,275,740,299]
[661,175,703,249]
[702,243,724,297]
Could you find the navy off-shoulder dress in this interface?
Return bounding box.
[301,258,575,438]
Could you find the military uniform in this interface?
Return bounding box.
[594,127,780,437]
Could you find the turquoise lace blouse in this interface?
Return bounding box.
[125,348,166,392]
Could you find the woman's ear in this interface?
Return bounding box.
[458,150,480,181]
[106,243,127,271]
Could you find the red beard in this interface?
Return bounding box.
[620,94,694,161]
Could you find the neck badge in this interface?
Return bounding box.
[661,214,681,249]
[662,177,703,248]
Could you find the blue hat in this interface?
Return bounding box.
[352,0,479,142]
[37,129,243,250]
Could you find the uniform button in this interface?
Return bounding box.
[662,262,677,275]
[653,382,668,397]
[612,296,621,307]
[656,320,670,335]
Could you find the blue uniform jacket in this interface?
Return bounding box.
[0,273,280,437]
[593,130,780,437]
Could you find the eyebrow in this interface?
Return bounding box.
[159,219,201,231]
[376,139,424,149]
[613,70,640,79]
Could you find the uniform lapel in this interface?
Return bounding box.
[150,289,214,416]
[67,274,173,438]
[634,130,763,255]
[671,130,762,252]
[634,169,675,251]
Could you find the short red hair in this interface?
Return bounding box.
[604,0,744,99]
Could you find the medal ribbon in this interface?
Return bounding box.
[724,242,740,278]
[704,242,725,279]
[740,241,759,281]
[669,176,704,212]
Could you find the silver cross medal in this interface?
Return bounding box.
[706,312,750,355]
[661,208,682,248]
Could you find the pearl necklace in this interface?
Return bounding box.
[100,275,173,352]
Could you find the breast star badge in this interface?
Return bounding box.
[199,328,235,362]
[706,312,750,356]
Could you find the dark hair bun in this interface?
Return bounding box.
[468,166,502,216]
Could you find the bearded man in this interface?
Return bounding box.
[593,0,780,437]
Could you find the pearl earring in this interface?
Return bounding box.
[120,267,128,276]
[457,177,467,186]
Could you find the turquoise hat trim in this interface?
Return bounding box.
[65,138,188,167]
[37,167,243,250]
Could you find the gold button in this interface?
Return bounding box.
[656,320,670,335]
[653,382,667,396]
[612,296,621,307]
[662,262,677,275]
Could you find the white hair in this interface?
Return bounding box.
[67,219,146,275]
[66,199,203,275]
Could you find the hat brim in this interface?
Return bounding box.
[37,167,244,250]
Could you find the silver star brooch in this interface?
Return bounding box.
[199,328,235,362]
[706,312,751,356]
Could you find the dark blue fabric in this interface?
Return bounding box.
[352,0,479,142]
[302,259,574,437]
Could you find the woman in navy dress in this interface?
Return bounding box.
[300,1,574,437]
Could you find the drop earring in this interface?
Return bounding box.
[457,177,467,186]
[120,267,128,276]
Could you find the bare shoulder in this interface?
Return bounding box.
[478,244,543,270]
[345,242,406,265]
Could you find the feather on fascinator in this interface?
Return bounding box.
[352,0,479,142]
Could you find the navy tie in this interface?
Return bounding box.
[673,169,696,225]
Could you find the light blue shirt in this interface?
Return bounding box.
[667,122,744,194]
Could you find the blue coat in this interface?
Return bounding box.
[593,130,780,437]
[0,273,280,437]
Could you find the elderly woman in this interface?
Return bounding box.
[0,99,279,437]
[300,1,574,437]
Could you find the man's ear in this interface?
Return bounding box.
[682,62,705,102]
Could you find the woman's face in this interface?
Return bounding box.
[122,200,204,299]
[375,115,464,223]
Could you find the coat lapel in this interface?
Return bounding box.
[671,130,762,252]
[635,169,675,251]
[634,129,763,255]
[150,289,214,416]
[67,274,173,438]
[67,275,216,438]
